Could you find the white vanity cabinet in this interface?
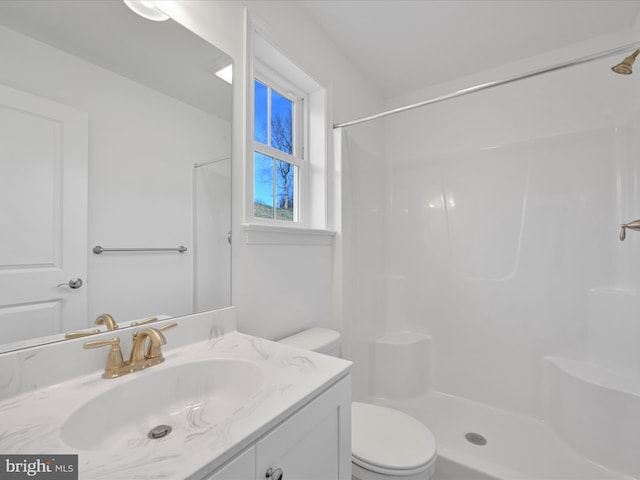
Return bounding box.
[203,375,351,480]
[205,447,256,479]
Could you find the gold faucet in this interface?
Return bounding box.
[64,313,119,338]
[130,327,167,367]
[95,313,119,330]
[83,323,177,379]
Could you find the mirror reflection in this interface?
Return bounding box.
[0,0,232,353]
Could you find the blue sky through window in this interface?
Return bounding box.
[254,152,273,210]
[254,79,295,220]
[271,89,293,154]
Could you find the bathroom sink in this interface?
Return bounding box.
[61,359,264,451]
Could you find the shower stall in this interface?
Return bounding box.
[340,33,640,479]
[193,157,232,312]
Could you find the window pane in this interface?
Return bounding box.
[276,160,295,221]
[254,80,268,144]
[271,89,293,154]
[254,152,274,219]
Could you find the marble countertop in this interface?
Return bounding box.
[0,330,352,479]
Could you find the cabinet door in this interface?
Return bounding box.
[255,376,351,480]
[203,446,256,480]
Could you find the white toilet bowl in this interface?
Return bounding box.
[351,402,436,480]
[278,328,438,480]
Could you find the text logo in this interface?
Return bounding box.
[0,456,77,479]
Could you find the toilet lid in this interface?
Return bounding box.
[351,402,437,475]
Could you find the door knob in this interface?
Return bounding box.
[58,278,83,289]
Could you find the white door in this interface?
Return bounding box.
[0,83,88,344]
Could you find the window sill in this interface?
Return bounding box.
[241,223,336,245]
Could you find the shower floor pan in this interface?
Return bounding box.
[373,391,632,480]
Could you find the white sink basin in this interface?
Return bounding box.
[61,359,264,451]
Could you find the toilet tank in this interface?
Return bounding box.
[278,327,341,356]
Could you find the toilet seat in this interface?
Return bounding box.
[352,402,437,477]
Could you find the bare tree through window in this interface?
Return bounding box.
[253,79,296,221]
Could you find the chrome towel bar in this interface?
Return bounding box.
[93,245,187,254]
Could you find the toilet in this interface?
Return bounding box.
[279,328,437,479]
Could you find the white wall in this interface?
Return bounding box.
[0,25,231,324]
[345,29,640,418]
[157,1,384,342]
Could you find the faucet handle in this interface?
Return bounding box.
[158,322,177,333]
[129,316,159,327]
[65,328,101,339]
[84,337,125,378]
[84,337,120,349]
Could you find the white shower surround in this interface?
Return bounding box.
[343,27,640,479]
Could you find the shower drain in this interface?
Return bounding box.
[465,432,487,446]
[148,424,172,440]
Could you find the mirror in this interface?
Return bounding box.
[0,0,232,353]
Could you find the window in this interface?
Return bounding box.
[247,24,331,239]
[253,78,304,222]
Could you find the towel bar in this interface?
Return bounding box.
[93,245,187,254]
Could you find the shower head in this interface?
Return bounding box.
[611,49,640,75]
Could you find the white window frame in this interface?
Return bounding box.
[245,15,335,245]
[252,65,309,224]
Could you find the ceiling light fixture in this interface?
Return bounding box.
[123,0,170,22]
[215,64,233,84]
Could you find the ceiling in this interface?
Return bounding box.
[0,0,232,119]
[298,0,640,99]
